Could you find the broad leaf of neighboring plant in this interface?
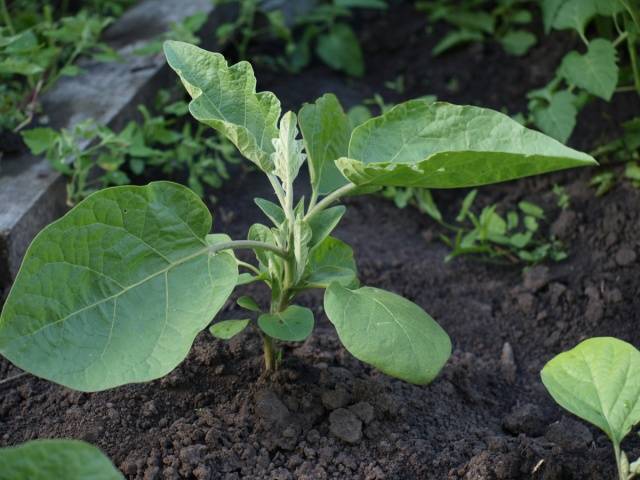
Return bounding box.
[324,284,451,384]
[0,439,123,480]
[532,90,578,143]
[299,94,351,195]
[0,182,238,392]
[551,0,597,37]
[335,101,596,188]
[307,206,346,248]
[316,24,364,77]
[258,305,314,341]
[560,39,618,101]
[541,337,640,445]
[163,40,280,172]
[305,236,358,288]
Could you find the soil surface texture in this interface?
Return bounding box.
[2,3,640,479]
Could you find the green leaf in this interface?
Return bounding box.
[164,41,281,171]
[324,284,451,384]
[308,205,346,248]
[258,305,314,341]
[316,23,364,77]
[552,0,597,37]
[518,201,545,219]
[305,236,358,288]
[335,0,388,9]
[237,295,260,312]
[21,128,58,155]
[0,182,238,392]
[560,39,618,101]
[531,90,578,143]
[456,189,478,222]
[500,30,536,56]
[541,337,640,445]
[272,111,306,186]
[248,223,281,277]
[299,94,351,195]
[0,439,123,480]
[541,0,566,32]
[432,29,484,56]
[336,101,596,189]
[209,319,250,340]
[255,198,286,226]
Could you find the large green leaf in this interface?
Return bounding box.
[299,94,351,195]
[305,236,358,288]
[335,101,596,188]
[164,41,281,171]
[258,305,314,341]
[0,182,237,392]
[324,284,451,384]
[0,439,123,480]
[541,337,640,445]
[560,39,618,101]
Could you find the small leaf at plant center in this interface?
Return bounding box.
[209,319,250,340]
[258,306,314,342]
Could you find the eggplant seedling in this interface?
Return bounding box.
[0,41,596,392]
[542,337,640,480]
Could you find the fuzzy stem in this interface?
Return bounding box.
[304,182,358,221]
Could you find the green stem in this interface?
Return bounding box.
[0,0,15,35]
[210,240,288,258]
[305,182,358,221]
[236,259,260,275]
[613,31,629,48]
[614,443,628,480]
[262,334,276,372]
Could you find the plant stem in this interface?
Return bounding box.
[614,443,628,480]
[613,31,629,48]
[0,0,15,35]
[304,182,358,221]
[236,259,261,275]
[210,239,288,258]
[262,334,276,372]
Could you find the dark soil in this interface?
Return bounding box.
[2,2,640,480]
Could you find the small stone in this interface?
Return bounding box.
[329,408,362,444]
[142,400,158,417]
[523,266,550,292]
[516,293,535,313]
[321,388,351,410]
[615,246,637,266]
[179,445,205,466]
[255,390,290,426]
[545,417,593,451]
[503,403,546,436]
[349,402,375,424]
[499,342,517,384]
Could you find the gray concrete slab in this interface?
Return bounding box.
[0,0,217,295]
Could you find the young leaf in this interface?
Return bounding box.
[255,198,286,226]
[21,128,58,155]
[541,337,640,445]
[552,0,597,37]
[163,40,281,171]
[560,39,618,101]
[237,295,260,312]
[324,284,451,384]
[307,205,346,248]
[336,101,596,188]
[316,24,364,77]
[305,236,358,288]
[0,439,123,480]
[298,94,351,195]
[209,319,250,340]
[272,111,306,186]
[500,30,536,56]
[258,305,314,341]
[0,182,238,392]
[531,90,577,143]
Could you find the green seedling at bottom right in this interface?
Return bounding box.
[542,337,640,480]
